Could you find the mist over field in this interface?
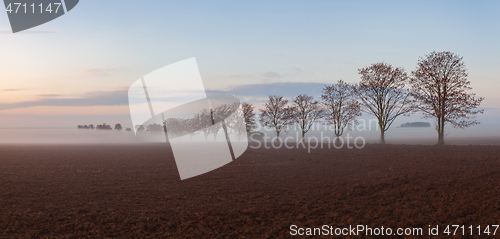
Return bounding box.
[1,123,499,145]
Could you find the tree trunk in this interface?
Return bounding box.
[437,115,445,145]
[437,116,445,145]
[301,131,305,142]
[437,131,444,145]
[380,130,386,145]
[334,135,341,146]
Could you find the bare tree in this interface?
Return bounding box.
[224,102,246,141]
[259,95,294,139]
[242,102,257,134]
[164,118,184,137]
[198,109,212,141]
[147,123,164,132]
[411,51,484,145]
[183,118,199,140]
[291,94,324,141]
[356,62,414,144]
[321,80,361,140]
[114,123,122,131]
[207,104,229,141]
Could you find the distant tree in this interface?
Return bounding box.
[224,102,246,141]
[183,117,200,140]
[356,63,414,144]
[211,104,236,141]
[208,109,222,141]
[114,124,122,131]
[259,95,294,139]
[411,51,484,145]
[96,123,112,130]
[291,94,324,141]
[125,128,132,131]
[147,123,164,132]
[198,109,212,141]
[89,124,95,130]
[136,125,145,131]
[321,80,361,140]
[164,118,185,137]
[242,102,257,134]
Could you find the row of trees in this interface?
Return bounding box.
[78,123,130,131]
[138,102,256,142]
[258,51,484,145]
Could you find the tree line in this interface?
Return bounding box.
[78,123,131,131]
[133,51,483,146]
[257,51,484,145]
[138,102,254,142]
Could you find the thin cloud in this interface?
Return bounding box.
[1,82,340,111]
[36,94,63,98]
[0,89,23,92]
[0,89,128,111]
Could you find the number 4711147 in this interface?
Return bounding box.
[443,225,499,236]
[6,3,62,14]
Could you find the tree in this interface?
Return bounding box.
[183,117,200,140]
[114,123,122,131]
[164,118,185,137]
[147,123,164,132]
[213,103,239,142]
[197,109,212,141]
[321,80,361,140]
[210,107,224,141]
[411,51,484,145]
[356,62,414,144]
[259,95,294,139]
[220,102,246,141]
[136,125,145,131]
[242,102,257,134]
[291,94,324,141]
[96,123,112,130]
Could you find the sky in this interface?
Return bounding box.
[0,0,499,131]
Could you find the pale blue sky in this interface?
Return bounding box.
[0,0,498,128]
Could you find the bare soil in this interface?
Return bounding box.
[1,143,500,238]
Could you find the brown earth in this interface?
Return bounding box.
[1,143,500,238]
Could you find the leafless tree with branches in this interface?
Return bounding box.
[355,62,414,144]
[259,95,294,139]
[291,94,324,141]
[242,102,257,134]
[411,51,484,145]
[197,109,212,141]
[321,80,361,141]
